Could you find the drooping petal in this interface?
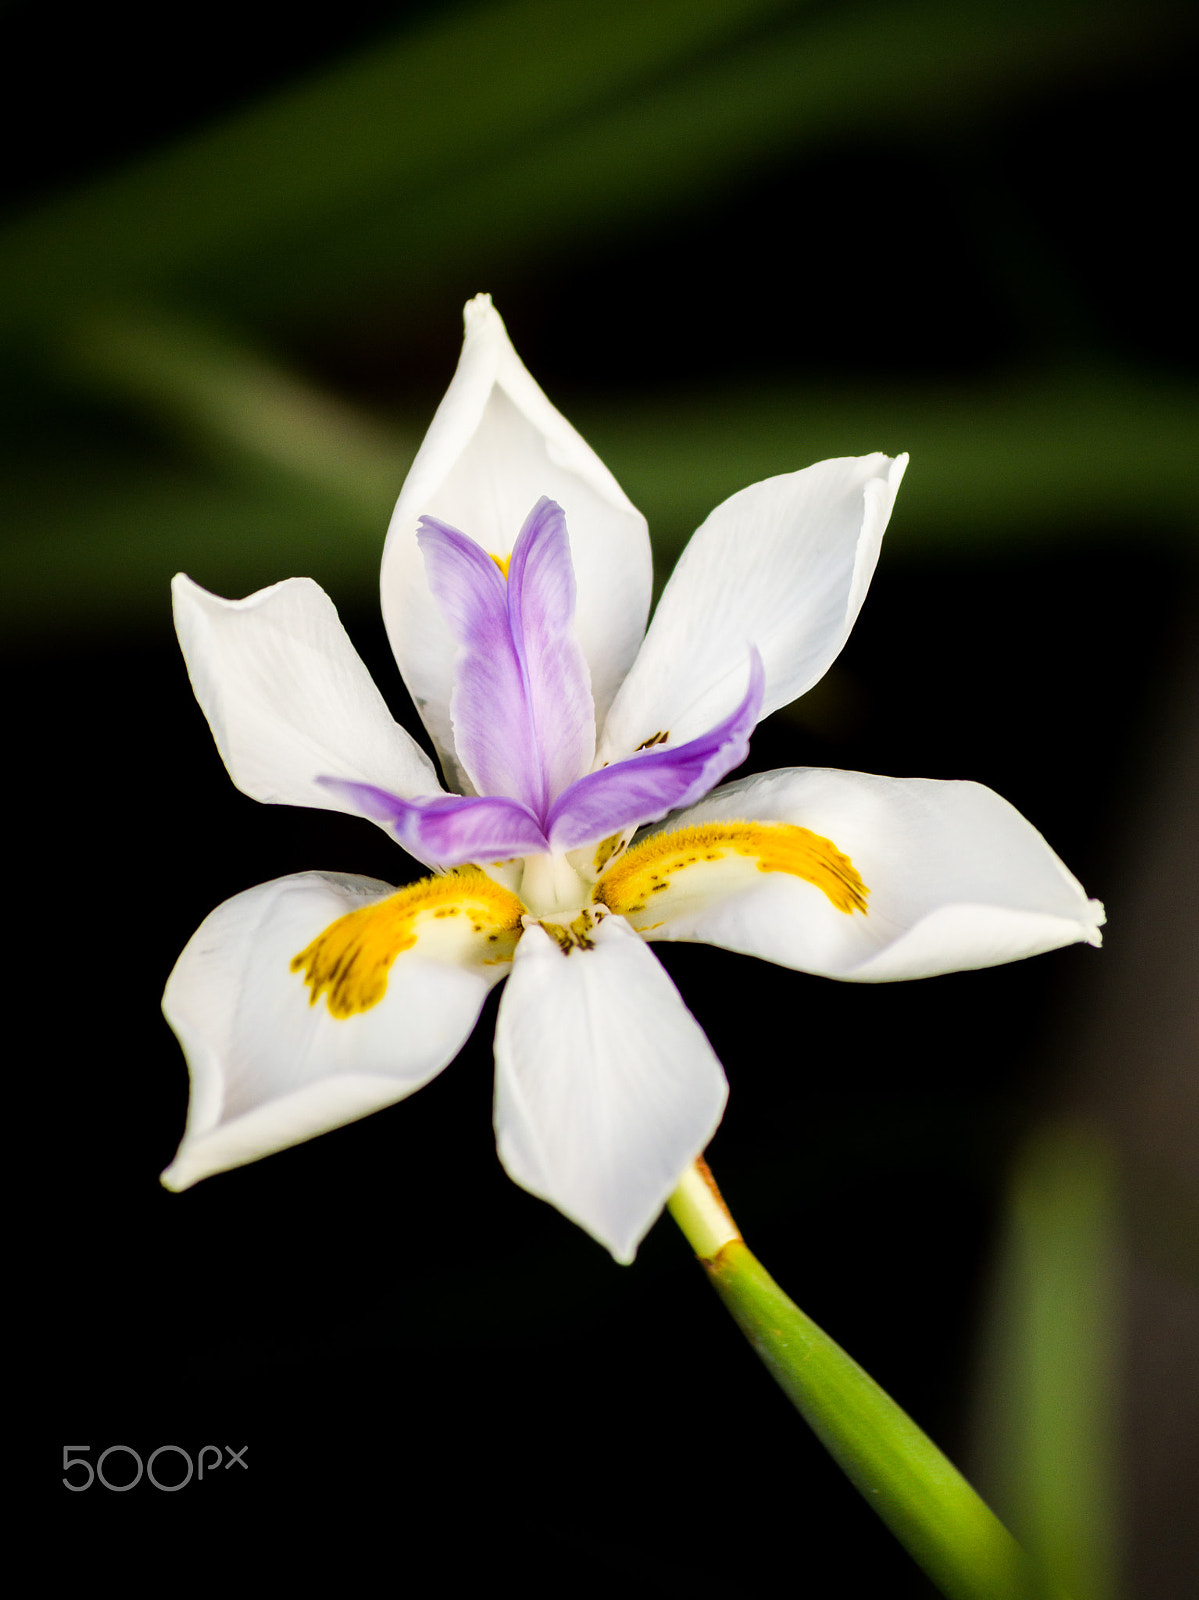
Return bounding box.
[546,649,764,851]
[493,912,728,1263]
[161,870,522,1190]
[417,498,594,814]
[382,295,651,786]
[599,768,1104,981]
[173,573,442,837]
[316,778,547,865]
[597,455,907,762]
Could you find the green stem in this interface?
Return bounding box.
[668,1159,1059,1600]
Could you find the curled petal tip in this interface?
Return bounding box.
[160,1158,201,1193]
[463,291,497,329]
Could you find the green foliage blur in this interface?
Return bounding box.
[3,0,1194,637]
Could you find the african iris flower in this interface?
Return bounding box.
[162,295,1104,1260]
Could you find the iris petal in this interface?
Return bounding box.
[418,498,594,816]
[598,455,906,762]
[316,778,547,865]
[161,871,504,1190]
[630,767,1105,980]
[382,296,650,786]
[506,499,596,805]
[172,573,442,847]
[493,913,728,1263]
[546,649,764,850]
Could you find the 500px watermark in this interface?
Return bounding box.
[62,1444,248,1492]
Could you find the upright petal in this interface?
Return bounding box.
[382,295,651,786]
[506,498,596,804]
[605,768,1104,980]
[161,870,517,1189]
[418,498,594,814]
[173,573,442,834]
[598,455,907,762]
[493,913,728,1262]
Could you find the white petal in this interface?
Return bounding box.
[161,871,504,1189]
[382,295,651,785]
[174,574,442,841]
[631,768,1104,980]
[598,455,907,761]
[493,913,728,1262]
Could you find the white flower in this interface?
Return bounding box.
[162,295,1104,1262]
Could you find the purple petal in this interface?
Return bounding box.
[546,649,765,851]
[417,499,593,820]
[317,777,548,865]
[507,499,596,807]
[417,517,537,809]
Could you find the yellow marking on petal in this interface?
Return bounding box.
[594,820,868,931]
[565,832,630,886]
[592,831,626,875]
[291,869,526,1019]
[490,551,512,579]
[634,730,670,751]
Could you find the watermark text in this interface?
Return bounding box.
[62,1444,248,1492]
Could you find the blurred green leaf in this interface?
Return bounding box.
[0,0,1182,332]
[972,1126,1122,1600]
[578,367,1199,562]
[0,0,803,330]
[5,301,1195,638]
[3,0,1193,638]
[59,305,412,516]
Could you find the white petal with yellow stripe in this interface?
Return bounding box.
[161,867,525,1190]
[597,768,1104,982]
[494,912,728,1264]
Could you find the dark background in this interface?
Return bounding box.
[10,1,1195,1591]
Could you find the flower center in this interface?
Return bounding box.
[517,851,592,919]
[531,905,610,955]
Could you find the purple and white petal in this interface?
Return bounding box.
[317,778,547,866]
[597,455,907,763]
[493,915,728,1263]
[161,872,503,1190]
[418,499,594,814]
[173,574,441,840]
[546,650,764,850]
[636,767,1104,980]
[382,296,650,784]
